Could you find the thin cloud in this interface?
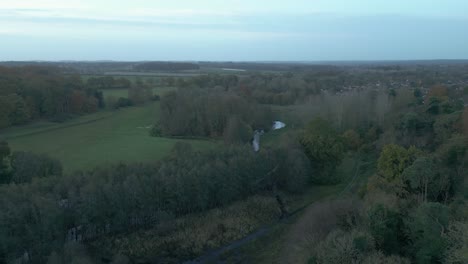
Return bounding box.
[0,0,87,10]
[1,0,467,60]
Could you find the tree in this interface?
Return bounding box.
[377,144,420,182]
[93,90,105,108]
[444,221,468,264]
[414,88,423,98]
[170,141,193,158]
[0,141,10,160]
[275,136,312,193]
[0,141,11,184]
[8,94,30,125]
[0,94,29,127]
[149,122,163,137]
[312,229,375,264]
[435,136,467,202]
[115,97,133,108]
[223,116,252,144]
[342,129,362,151]
[402,157,437,203]
[362,252,410,264]
[111,254,130,264]
[69,90,86,114]
[427,97,442,115]
[397,112,432,147]
[0,66,105,128]
[0,96,13,128]
[128,85,151,105]
[405,202,449,264]
[463,107,468,137]
[427,85,448,99]
[300,118,344,184]
[10,152,62,184]
[82,97,98,113]
[367,204,403,255]
[433,114,460,146]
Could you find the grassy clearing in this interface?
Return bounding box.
[2,102,217,172]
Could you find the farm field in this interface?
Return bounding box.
[1,102,217,172]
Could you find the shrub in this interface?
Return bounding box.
[312,229,375,264]
[300,118,344,184]
[149,122,163,137]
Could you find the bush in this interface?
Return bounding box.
[300,118,344,184]
[223,116,253,144]
[377,144,420,182]
[114,97,133,109]
[50,113,73,123]
[343,129,362,151]
[405,202,449,263]
[10,152,62,184]
[444,221,468,264]
[149,122,163,137]
[367,204,404,254]
[362,251,410,264]
[312,229,375,264]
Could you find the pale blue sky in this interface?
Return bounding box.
[1,0,467,61]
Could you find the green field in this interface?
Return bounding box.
[101,86,177,101]
[1,103,217,172]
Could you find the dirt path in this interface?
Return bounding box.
[186,159,364,264]
[278,160,365,263]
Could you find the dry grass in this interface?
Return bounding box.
[90,195,279,263]
[279,199,362,264]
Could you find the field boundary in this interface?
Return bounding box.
[2,114,114,140]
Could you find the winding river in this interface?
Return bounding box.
[252,121,286,152]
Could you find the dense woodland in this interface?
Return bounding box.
[0,63,467,263]
[0,66,105,127]
[0,67,164,129]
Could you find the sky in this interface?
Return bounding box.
[0,0,467,61]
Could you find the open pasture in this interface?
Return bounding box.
[2,102,216,172]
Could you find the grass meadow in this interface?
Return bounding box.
[1,102,217,172]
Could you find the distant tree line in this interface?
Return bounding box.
[134,62,200,71]
[86,76,131,90]
[105,78,158,109]
[170,66,468,106]
[0,66,105,128]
